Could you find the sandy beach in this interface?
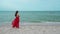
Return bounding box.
[0,22,60,34]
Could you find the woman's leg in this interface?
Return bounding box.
[12,22,16,28]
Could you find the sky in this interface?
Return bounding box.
[0,0,60,11]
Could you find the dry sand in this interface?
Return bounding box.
[0,23,60,34]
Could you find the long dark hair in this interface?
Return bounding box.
[15,11,18,17]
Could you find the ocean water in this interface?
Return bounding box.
[0,11,60,25]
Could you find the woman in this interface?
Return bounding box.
[12,11,20,28]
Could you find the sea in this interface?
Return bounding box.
[0,11,60,25]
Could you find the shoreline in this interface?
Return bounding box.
[0,22,60,27]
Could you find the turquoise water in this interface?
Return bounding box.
[0,11,60,24]
[21,11,60,22]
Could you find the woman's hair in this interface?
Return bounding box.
[15,11,18,17]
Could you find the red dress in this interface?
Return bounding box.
[12,16,20,28]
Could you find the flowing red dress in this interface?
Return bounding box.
[12,16,20,28]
